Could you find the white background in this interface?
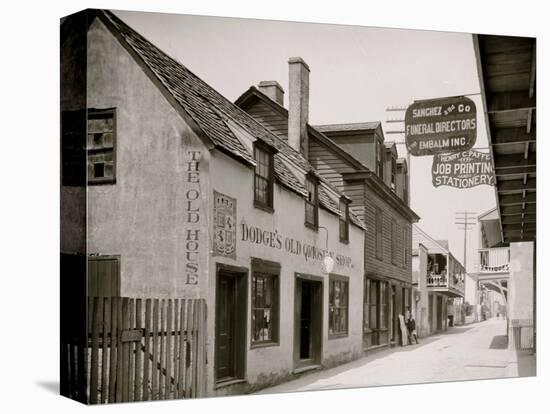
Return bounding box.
[0,0,546,413]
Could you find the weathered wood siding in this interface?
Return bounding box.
[244,100,288,140]
[363,185,412,284]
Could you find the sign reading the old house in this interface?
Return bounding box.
[432,150,495,189]
[213,191,237,258]
[405,96,477,156]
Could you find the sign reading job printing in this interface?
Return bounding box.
[405,96,477,156]
[432,150,495,189]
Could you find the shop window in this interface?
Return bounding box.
[87,108,116,184]
[339,198,349,243]
[375,207,383,260]
[253,143,274,211]
[380,281,388,329]
[369,280,378,329]
[251,259,279,346]
[305,174,319,229]
[329,275,349,337]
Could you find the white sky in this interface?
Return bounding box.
[114,10,497,272]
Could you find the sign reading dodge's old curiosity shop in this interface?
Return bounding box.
[432,150,495,189]
[405,96,477,156]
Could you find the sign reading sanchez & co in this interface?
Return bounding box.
[432,150,495,189]
[405,96,477,156]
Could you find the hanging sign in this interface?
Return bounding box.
[405,96,477,156]
[432,150,495,189]
[213,191,237,258]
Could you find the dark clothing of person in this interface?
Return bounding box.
[406,317,419,344]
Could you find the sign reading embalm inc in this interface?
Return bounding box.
[405,96,477,156]
[432,150,495,189]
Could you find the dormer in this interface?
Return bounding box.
[384,142,397,191]
[396,158,409,205]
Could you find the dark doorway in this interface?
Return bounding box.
[295,276,322,369]
[215,266,246,383]
[391,285,397,343]
[436,295,443,331]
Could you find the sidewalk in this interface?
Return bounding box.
[255,319,529,395]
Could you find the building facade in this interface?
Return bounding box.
[412,225,466,336]
[236,63,419,351]
[61,10,366,398]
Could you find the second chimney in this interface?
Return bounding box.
[288,57,310,157]
[258,81,285,106]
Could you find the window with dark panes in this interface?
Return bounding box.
[61,110,86,186]
[251,272,278,344]
[377,139,384,180]
[375,207,383,260]
[87,108,116,184]
[403,226,408,267]
[391,219,399,265]
[391,156,397,191]
[339,198,349,243]
[305,175,318,228]
[329,275,349,336]
[253,144,274,209]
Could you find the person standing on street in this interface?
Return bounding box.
[406,310,419,345]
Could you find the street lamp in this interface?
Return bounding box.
[318,225,334,274]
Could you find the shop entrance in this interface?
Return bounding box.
[215,265,247,383]
[294,276,322,369]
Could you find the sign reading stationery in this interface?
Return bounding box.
[213,191,237,258]
[405,96,477,156]
[432,150,495,189]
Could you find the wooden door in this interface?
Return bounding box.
[215,273,237,381]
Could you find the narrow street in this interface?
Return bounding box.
[257,318,527,394]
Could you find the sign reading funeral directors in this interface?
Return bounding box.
[432,150,495,189]
[405,96,477,156]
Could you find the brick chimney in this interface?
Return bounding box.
[288,57,310,157]
[258,81,284,106]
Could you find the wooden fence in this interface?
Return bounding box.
[61,297,207,404]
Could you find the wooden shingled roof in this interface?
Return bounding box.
[82,10,365,229]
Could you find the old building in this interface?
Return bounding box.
[61,10,366,401]
[412,225,466,336]
[236,62,420,351]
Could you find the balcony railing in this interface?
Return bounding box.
[479,247,510,273]
[427,272,465,293]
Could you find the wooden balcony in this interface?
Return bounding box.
[478,247,510,274]
[427,272,465,297]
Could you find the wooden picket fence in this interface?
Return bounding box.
[61,297,207,404]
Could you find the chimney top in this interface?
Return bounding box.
[258,81,285,106]
[288,57,310,71]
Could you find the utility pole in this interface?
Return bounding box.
[454,211,477,271]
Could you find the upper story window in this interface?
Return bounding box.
[375,207,383,260]
[339,198,350,243]
[87,108,116,185]
[376,139,384,180]
[304,174,319,229]
[253,143,274,211]
[391,156,397,191]
[391,219,399,265]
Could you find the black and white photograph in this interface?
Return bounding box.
[2,1,547,413]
